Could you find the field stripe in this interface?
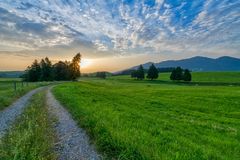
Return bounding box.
[0,87,45,138]
[46,87,100,160]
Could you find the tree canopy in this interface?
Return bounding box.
[170,67,192,81]
[147,64,158,80]
[183,69,192,81]
[132,65,145,80]
[69,53,81,80]
[40,57,53,81]
[23,53,81,82]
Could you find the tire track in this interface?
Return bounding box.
[46,87,100,160]
[0,87,45,138]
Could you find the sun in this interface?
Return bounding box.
[81,59,93,68]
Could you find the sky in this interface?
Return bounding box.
[0,0,239,72]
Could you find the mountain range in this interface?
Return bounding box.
[121,56,240,73]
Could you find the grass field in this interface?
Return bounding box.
[0,78,52,110]
[110,72,240,84]
[53,77,240,159]
[0,78,22,81]
[0,90,56,160]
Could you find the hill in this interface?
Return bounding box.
[0,71,24,78]
[119,56,240,74]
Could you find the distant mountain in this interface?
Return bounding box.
[0,71,24,78]
[119,56,240,74]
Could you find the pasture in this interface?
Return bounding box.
[53,74,240,159]
[111,72,240,84]
[0,78,51,110]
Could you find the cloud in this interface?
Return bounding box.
[0,0,239,57]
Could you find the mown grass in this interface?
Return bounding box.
[53,79,240,160]
[0,78,22,81]
[0,90,57,160]
[0,78,52,110]
[110,72,240,84]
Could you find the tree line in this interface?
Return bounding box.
[113,67,174,76]
[23,53,81,82]
[131,64,192,81]
[170,67,191,81]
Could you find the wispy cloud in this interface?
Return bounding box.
[0,0,239,58]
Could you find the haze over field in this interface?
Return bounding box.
[0,0,239,72]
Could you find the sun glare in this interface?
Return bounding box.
[81,59,92,68]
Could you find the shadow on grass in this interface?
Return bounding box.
[112,79,240,86]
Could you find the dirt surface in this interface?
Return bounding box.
[0,87,44,138]
[46,87,100,160]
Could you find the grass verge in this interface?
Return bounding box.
[0,81,52,110]
[0,90,57,160]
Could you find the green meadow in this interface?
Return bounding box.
[0,78,51,110]
[0,90,56,160]
[52,72,240,159]
[111,72,240,84]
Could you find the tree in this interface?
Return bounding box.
[147,64,158,80]
[23,53,82,82]
[183,69,192,81]
[24,60,41,82]
[40,57,53,81]
[53,61,70,81]
[170,67,183,81]
[44,57,53,81]
[170,69,177,81]
[136,65,145,80]
[69,53,81,80]
[175,67,183,80]
[96,72,107,79]
[131,70,138,79]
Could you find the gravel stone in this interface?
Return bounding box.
[0,87,44,138]
[46,87,101,160]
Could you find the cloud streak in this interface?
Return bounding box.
[0,0,239,58]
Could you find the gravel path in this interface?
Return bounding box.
[0,87,44,138]
[46,87,100,160]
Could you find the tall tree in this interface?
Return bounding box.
[40,57,53,81]
[136,65,145,80]
[147,64,158,80]
[25,60,41,82]
[69,53,81,80]
[175,67,183,80]
[170,69,177,81]
[44,57,53,81]
[183,69,192,81]
[53,61,70,81]
[131,70,138,79]
[170,67,183,81]
[23,53,82,82]
[40,58,47,81]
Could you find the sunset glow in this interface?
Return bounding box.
[0,1,239,72]
[81,59,93,69]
